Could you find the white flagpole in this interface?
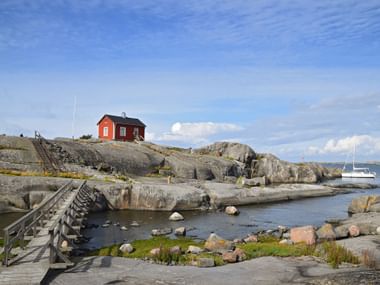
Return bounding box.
[72,96,77,140]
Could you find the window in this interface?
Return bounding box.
[120,127,126,137]
[133,127,139,137]
[103,127,108,136]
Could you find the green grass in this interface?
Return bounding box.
[317,241,360,269]
[237,241,314,259]
[0,146,26,151]
[0,168,91,180]
[88,237,360,269]
[0,238,3,247]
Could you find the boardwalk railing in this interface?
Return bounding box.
[2,181,73,266]
[48,181,94,268]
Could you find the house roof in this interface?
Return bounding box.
[97,114,146,127]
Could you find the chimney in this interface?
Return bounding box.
[121,112,126,118]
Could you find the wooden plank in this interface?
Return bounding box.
[0,188,80,285]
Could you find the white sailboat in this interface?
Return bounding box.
[342,145,376,178]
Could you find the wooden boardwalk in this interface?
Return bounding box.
[0,181,94,285]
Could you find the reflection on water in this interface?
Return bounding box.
[82,186,380,250]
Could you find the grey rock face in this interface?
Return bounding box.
[251,154,340,184]
[348,195,380,214]
[194,142,256,164]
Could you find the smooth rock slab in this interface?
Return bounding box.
[290,225,316,245]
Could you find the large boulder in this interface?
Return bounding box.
[290,225,316,245]
[348,195,380,214]
[204,233,235,253]
[251,154,340,184]
[194,142,256,165]
[316,223,336,241]
[334,225,349,239]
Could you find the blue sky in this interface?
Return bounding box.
[1,0,380,162]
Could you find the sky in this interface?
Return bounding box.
[1,0,380,162]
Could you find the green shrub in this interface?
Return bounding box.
[79,134,92,140]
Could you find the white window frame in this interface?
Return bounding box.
[120,127,126,137]
[103,127,108,137]
[133,127,139,137]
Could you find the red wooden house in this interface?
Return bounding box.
[97,113,146,141]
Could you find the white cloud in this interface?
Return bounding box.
[147,122,243,145]
[307,135,380,155]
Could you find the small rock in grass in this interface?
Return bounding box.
[130,221,140,227]
[119,243,134,253]
[377,226,380,235]
[243,234,258,243]
[169,212,184,221]
[120,226,128,231]
[282,232,291,239]
[187,245,203,254]
[150,248,161,256]
[101,224,110,228]
[169,246,182,255]
[233,238,244,244]
[204,233,234,253]
[222,248,247,263]
[279,239,293,245]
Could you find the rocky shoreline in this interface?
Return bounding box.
[0,174,364,214]
[42,195,380,285]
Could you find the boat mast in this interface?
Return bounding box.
[353,143,356,170]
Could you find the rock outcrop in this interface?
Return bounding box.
[348,195,380,214]
[290,225,316,245]
[0,136,340,186]
[251,154,340,184]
